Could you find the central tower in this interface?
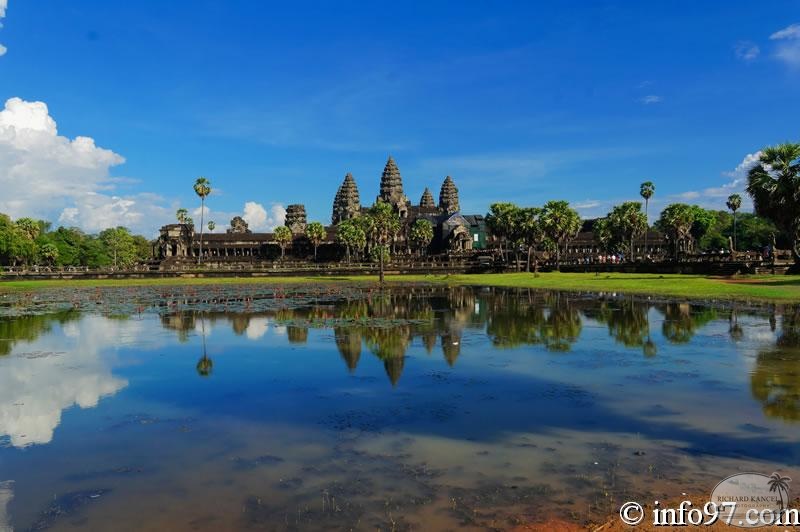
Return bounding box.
[377,156,410,218]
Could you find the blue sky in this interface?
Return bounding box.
[0,1,799,234]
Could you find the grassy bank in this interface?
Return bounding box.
[2,272,800,302]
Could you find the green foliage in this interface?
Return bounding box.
[366,200,401,247]
[541,200,581,266]
[369,244,391,264]
[410,218,434,254]
[486,202,517,251]
[595,201,647,256]
[746,142,800,257]
[305,221,327,259]
[193,177,211,200]
[38,243,59,265]
[99,227,139,267]
[207,221,216,233]
[656,203,695,256]
[273,225,292,258]
[336,218,367,261]
[726,194,742,213]
[176,208,190,224]
[639,181,655,202]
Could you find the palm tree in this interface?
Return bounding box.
[640,181,655,258]
[367,200,401,283]
[176,208,189,224]
[726,193,742,251]
[768,472,791,510]
[747,142,800,260]
[207,220,216,233]
[541,200,581,270]
[517,207,545,274]
[193,177,212,265]
[336,218,366,263]
[410,219,434,256]
[657,204,695,260]
[305,222,326,260]
[273,226,292,259]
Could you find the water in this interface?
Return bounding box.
[0,285,797,530]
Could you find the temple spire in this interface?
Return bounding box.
[438,175,460,214]
[420,187,435,209]
[377,156,410,216]
[332,173,361,224]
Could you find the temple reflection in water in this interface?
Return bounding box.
[1,286,798,442]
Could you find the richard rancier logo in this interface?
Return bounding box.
[619,472,795,528]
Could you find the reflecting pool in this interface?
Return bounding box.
[0,285,797,530]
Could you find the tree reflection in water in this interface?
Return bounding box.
[751,308,800,422]
[7,286,798,423]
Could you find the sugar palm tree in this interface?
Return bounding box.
[541,200,581,270]
[207,220,216,233]
[176,208,189,224]
[640,181,655,257]
[305,222,326,260]
[747,142,800,260]
[726,193,742,251]
[273,225,292,259]
[193,177,212,265]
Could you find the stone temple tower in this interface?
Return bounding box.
[419,188,435,209]
[332,173,361,224]
[285,204,307,234]
[439,176,460,214]
[377,156,410,217]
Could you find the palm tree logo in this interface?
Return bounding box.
[768,472,791,510]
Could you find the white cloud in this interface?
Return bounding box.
[770,23,800,68]
[0,315,133,447]
[770,23,800,40]
[669,152,762,210]
[0,97,178,235]
[0,44,6,57]
[638,95,662,105]
[734,41,760,61]
[243,201,286,231]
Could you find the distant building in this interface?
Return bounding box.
[156,156,482,266]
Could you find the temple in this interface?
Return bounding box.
[156,156,487,268]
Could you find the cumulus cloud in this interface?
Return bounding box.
[243,201,286,231]
[770,23,800,68]
[734,41,760,61]
[0,97,178,234]
[638,95,662,105]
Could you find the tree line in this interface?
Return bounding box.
[0,215,152,268]
[486,141,798,268]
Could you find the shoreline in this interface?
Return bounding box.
[1,272,800,303]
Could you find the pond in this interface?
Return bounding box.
[0,284,797,530]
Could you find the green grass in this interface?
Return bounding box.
[1,272,799,302]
